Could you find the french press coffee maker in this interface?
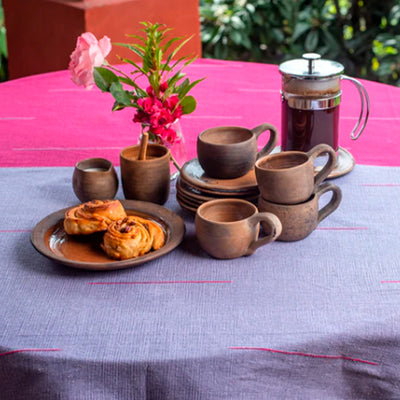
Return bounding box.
[279,53,369,153]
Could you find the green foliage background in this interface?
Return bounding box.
[0,0,399,85]
[200,0,400,86]
[0,0,7,82]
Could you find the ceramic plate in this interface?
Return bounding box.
[180,158,258,193]
[31,200,185,271]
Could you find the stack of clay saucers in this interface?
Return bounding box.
[176,158,259,213]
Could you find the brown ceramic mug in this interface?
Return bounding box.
[72,157,119,202]
[258,182,342,241]
[120,144,170,205]
[255,143,336,204]
[197,123,278,179]
[195,198,282,259]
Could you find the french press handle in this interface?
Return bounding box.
[342,75,370,140]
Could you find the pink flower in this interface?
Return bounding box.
[133,93,184,146]
[69,32,111,89]
[159,81,168,92]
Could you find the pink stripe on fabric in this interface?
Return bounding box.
[0,117,36,120]
[316,227,368,230]
[360,184,400,187]
[0,348,61,357]
[228,347,378,366]
[381,280,400,283]
[238,88,279,93]
[184,115,243,119]
[89,280,233,285]
[343,116,400,120]
[0,229,31,233]
[13,147,121,151]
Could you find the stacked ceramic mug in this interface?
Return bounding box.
[255,144,342,241]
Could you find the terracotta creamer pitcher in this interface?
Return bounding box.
[279,53,369,152]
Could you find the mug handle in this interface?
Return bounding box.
[315,182,342,223]
[342,75,370,140]
[307,144,337,186]
[251,123,278,159]
[245,212,282,255]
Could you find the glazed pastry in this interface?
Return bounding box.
[101,216,166,260]
[64,199,127,235]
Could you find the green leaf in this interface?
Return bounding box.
[162,37,181,53]
[93,67,119,92]
[292,22,311,42]
[0,27,7,57]
[119,58,146,75]
[305,30,319,51]
[109,82,133,106]
[180,95,197,114]
[114,42,145,58]
[168,36,193,61]
[112,101,127,112]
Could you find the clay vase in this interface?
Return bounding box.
[72,158,118,202]
[197,123,278,179]
[195,198,282,259]
[258,182,342,241]
[120,144,170,205]
[255,143,337,204]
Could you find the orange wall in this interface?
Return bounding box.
[3,0,201,79]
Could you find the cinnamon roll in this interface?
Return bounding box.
[63,199,127,235]
[101,216,166,260]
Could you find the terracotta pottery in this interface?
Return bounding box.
[255,143,336,205]
[195,198,282,259]
[197,123,278,179]
[258,182,342,241]
[72,157,118,203]
[120,144,170,205]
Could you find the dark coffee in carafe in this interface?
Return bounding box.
[279,53,369,152]
[281,101,340,152]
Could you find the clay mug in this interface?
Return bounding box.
[72,157,119,203]
[120,144,170,205]
[195,198,282,259]
[197,123,278,179]
[255,143,336,205]
[258,181,342,241]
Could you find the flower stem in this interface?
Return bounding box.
[169,151,181,172]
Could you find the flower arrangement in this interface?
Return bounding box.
[69,22,203,147]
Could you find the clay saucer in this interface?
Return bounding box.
[314,147,355,178]
[176,180,260,214]
[176,185,203,207]
[176,193,198,213]
[180,158,258,194]
[177,178,259,202]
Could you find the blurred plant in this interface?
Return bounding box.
[371,4,400,86]
[0,0,7,82]
[200,0,400,86]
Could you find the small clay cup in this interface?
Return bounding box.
[258,182,342,241]
[255,143,336,205]
[197,123,278,179]
[195,198,282,259]
[72,157,118,202]
[120,144,170,205]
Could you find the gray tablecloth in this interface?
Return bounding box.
[1,165,400,399]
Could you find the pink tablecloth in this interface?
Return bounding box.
[1,58,399,168]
